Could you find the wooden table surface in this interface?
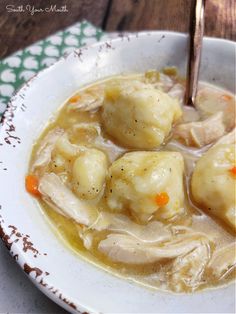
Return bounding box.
[0,0,235,59]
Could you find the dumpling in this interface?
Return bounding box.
[72,148,108,199]
[191,129,236,231]
[101,81,182,149]
[105,151,185,222]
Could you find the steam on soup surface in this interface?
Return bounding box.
[27,69,236,293]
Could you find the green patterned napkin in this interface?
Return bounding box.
[0,20,104,118]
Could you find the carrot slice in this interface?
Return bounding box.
[229,166,236,178]
[69,95,80,103]
[155,192,169,206]
[221,94,232,101]
[25,175,41,197]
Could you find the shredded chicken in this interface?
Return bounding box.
[174,112,225,147]
[207,243,236,279]
[80,213,174,250]
[31,128,64,174]
[55,133,86,158]
[39,173,97,225]
[214,127,235,146]
[98,232,210,264]
[67,85,104,112]
[168,243,211,292]
[71,122,125,162]
[196,87,236,131]
[91,213,172,242]
[182,106,200,123]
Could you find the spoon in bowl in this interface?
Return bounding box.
[185,0,206,107]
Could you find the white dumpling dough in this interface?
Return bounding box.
[105,151,185,221]
[101,81,182,149]
[72,148,108,199]
[191,130,236,231]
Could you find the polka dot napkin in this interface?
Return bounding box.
[0,20,104,118]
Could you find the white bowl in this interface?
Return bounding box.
[0,31,235,313]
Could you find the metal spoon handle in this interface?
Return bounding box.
[185,0,205,106]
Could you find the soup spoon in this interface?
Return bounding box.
[185,0,205,107]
